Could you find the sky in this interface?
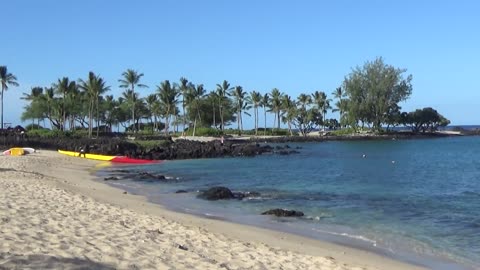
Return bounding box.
[2,0,479,129]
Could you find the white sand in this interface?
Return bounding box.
[0,150,426,270]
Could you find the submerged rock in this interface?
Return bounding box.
[104,176,120,181]
[175,190,188,194]
[261,208,304,217]
[198,186,235,200]
[233,191,262,199]
[136,172,166,181]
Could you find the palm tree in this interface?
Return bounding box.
[281,95,296,136]
[102,95,117,132]
[53,77,77,130]
[216,80,233,132]
[209,91,220,128]
[186,84,206,136]
[312,91,332,131]
[79,72,110,137]
[118,69,148,132]
[297,93,312,109]
[40,87,61,129]
[157,80,179,135]
[178,77,190,134]
[120,90,142,131]
[231,86,251,135]
[262,93,269,136]
[250,91,262,136]
[332,87,345,127]
[0,66,19,129]
[145,94,159,131]
[269,88,283,131]
[21,87,44,128]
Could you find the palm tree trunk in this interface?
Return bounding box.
[272,113,277,135]
[264,108,267,137]
[220,102,224,132]
[240,110,243,135]
[193,113,198,137]
[277,112,281,130]
[212,103,216,128]
[96,98,100,137]
[254,107,258,136]
[131,84,135,132]
[237,109,241,135]
[1,88,4,129]
[182,97,186,133]
[88,100,93,138]
[63,92,66,131]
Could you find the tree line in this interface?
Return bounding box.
[0,57,450,137]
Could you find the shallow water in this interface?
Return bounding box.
[101,136,480,269]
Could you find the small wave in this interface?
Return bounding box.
[242,196,271,201]
[305,212,334,220]
[311,228,378,247]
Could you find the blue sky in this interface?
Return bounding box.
[3,0,479,128]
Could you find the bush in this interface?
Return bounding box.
[330,128,357,136]
[25,123,44,131]
[184,127,222,137]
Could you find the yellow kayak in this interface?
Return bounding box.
[58,150,159,164]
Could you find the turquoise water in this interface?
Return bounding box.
[102,136,480,269]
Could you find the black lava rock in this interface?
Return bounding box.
[261,208,304,217]
[198,186,235,200]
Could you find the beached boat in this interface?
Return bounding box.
[2,147,36,156]
[57,150,160,164]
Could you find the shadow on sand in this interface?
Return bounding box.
[0,254,116,270]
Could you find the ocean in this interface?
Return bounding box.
[99,136,480,269]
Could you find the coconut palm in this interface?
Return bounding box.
[186,84,206,136]
[178,77,190,133]
[157,80,179,135]
[41,87,61,129]
[0,66,19,129]
[216,80,233,132]
[312,91,332,131]
[297,93,312,109]
[281,94,296,136]
[53,77,77,130]
[118,69,148,132]
[249,91,262,136]
[262,93,269,136]
[120,90,142,131]
[332,87,345,126]
[269,88,283,130]
[102,95,117,132]
[145,94,159,130]
[21,87,44,128]
[231,86,251,135]
[208,91,220,128]
[79,72,110,137]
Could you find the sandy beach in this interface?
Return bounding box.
[0,150,426,270]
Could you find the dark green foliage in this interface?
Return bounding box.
[184,127,223,136]
[24,123,44,130]
[401,107,450,133]
[342,57,413,131]
[292,108,322,136]
[16,57,449,136]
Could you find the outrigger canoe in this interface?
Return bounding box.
[58,150,160,164]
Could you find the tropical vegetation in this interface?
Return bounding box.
[0,57,450,137]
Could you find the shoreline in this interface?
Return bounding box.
[100,164,476,270]
[1,150,430,269]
